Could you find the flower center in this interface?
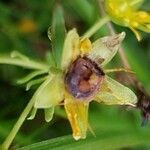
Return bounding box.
[65,57,105,100]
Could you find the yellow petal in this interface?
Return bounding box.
[79,38,92,56]
[129,26,141,41]
[133,11,150,33]
[64,92,89,140]
[61,29,80,71]
[128,0,144,9]
[136,11,150,23]
[105,0,149,41]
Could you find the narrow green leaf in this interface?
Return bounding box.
[51,4,66,68]
[46,52,56,67]
[63,0,95,25]
[0,54,49,71]
[11,51,30,61]
[17,130,150,150]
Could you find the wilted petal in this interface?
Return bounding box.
[61,29,80,71]
[34,75,64,108]
[87,32,125,67]
[95,76,137,106]
[79,38,92,56]
[64,93,89,140]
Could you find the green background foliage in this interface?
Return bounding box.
[0,0,150,149]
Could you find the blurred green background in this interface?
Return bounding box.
[0,0,150,149]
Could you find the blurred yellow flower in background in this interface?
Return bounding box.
[18,18,37,33]
[105,0,150,41]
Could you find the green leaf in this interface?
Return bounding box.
[63,0,95,25]
[17,129,150,150]
[46,52,56,68]
[51,4,66,68]
[95,76,137,106]
[0,54,49,71]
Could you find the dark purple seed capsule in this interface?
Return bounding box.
[65,57,105,100]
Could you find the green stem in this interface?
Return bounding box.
[1,75,52,150]
[1,98,35,150]
[82,15,110,39]
[0,57,49,71]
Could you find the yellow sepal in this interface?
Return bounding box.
[64,92,89,140]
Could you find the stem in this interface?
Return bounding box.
[105,68,134,74]
[97,0,131,69]
[1,75,52,150]
[1,98,35,150]
[97,0,150,93]
[82,16,110,39]
[0,57,49,71]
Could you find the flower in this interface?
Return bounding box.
[104,0,150,41]
[29,29,137,140]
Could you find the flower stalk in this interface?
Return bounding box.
[82,16,110,39]
[1,98,35,150]
[0,55,49,71]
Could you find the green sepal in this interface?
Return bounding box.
[17,70,47,85]
[27,107,37,120]
[95,76,137,106]
[44,107,54,122]
[26,77,47,91]
[34,74,64,108]
[50,4,66,68]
